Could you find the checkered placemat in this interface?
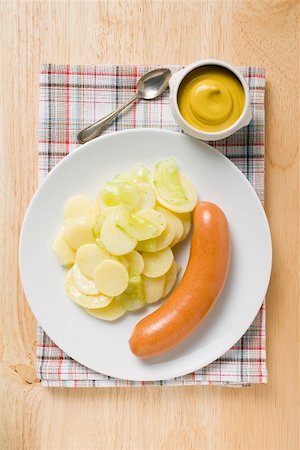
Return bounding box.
[37,64,266,386]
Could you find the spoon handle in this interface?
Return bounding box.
[77,93,139,144]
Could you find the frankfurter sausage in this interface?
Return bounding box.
[129,201,231,358]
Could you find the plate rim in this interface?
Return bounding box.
[19,128,272,381]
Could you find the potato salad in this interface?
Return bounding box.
[52,159,197,321]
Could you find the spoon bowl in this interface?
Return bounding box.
[137,68,171,99]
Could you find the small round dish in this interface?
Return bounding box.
[169,59,252,141]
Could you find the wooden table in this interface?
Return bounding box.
[1,1,298,449]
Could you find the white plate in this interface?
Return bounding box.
[19,129,272,381]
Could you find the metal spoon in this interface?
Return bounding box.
[77,68,171,144]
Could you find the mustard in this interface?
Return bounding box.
[177,66,245,132]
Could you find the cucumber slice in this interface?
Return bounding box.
[92,215,105,238]
[152,159,187,202]
[151,159,198,213]
[135,209,167,238]
[130,164,151,183]
[100,181,142,210]
[116,207,160,241]
[115,274,145,311]
[115,164,151,184]
[138,183,156,209]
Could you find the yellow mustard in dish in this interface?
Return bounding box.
[177,65,245,132]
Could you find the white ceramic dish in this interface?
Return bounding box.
[169,59,252,140]
[19,129,272,381]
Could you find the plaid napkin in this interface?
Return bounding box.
[37,64,266,387]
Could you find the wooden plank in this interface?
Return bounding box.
[0,1,298,449]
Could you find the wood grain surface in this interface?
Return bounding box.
[0,1,299,449]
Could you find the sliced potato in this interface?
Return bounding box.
[76,243,111,279]
[85,299,126,321]
[142,247,174,278]
[127,250,144,275]
[52,232,76,266]
[151,159,198,213]
[100,214,137,255]
[118,255,129,271]
[115,274,145,311]
[64,196,96,227]
[138,183,156,209]
[142,274,166,303]
[119,250,144,275]
[94,260,129,297]
[64,270,112,309]
[63,218,95,250]
[135,209,167,238]
[156,206,184,247]
[136,222,175,252]
[72,264,100,295]
[163,261,180,297]
[175,212,192,242]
